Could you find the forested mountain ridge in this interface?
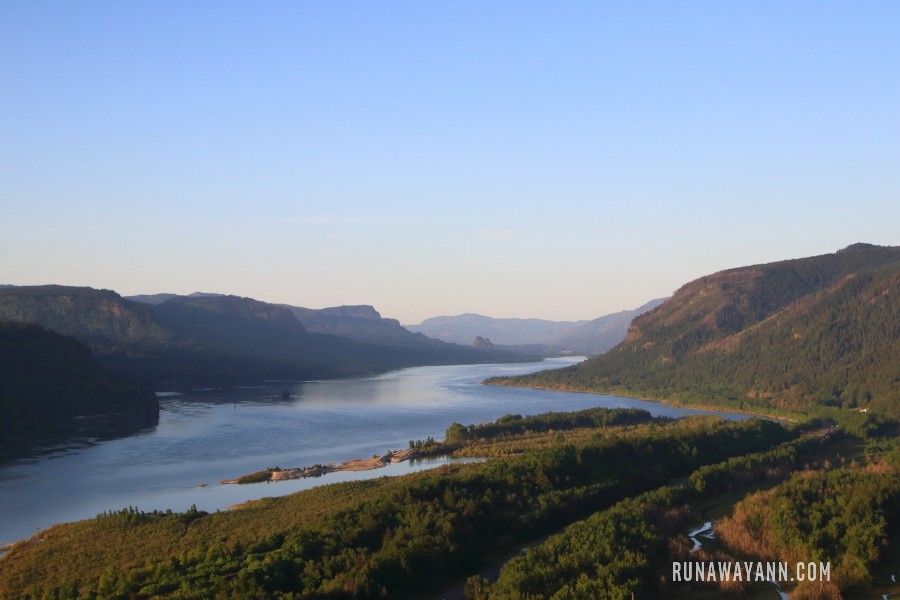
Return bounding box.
[493,243,900,416]
[0,285,171,351]
[286,304,433,347]
[147,295,527,383]
[153,295,310,346]
[0,322,158,451]
[0,286,534,388]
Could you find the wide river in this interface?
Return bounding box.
[0,358,757,547]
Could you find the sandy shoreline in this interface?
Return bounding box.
[221,448,419,485]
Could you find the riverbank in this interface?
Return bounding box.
[222,448,420,484]
[0,357,753,548]
[483,380,798,423]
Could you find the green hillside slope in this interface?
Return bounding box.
[0,285,171,351]
[494,244,900,417]
[0,322,158,452]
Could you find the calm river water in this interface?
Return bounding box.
[0,358,756,546]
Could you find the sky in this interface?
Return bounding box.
[1,2,898,323]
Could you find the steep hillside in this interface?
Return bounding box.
[124,296,493,383]
[287,304,432,347]
[145,295,436,381]
[153,295,310,352]
[0,287,534,388]
[0,286,206,386]
[0,286,170,351]
[148,296,534,380]
[552,298,667,355]
[0,322,158,452]
[495,244,900,417]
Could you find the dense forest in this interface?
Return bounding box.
[5,402,897,599]
[4,245,900,598]
[0,410,793,598]
[716,466,900,596]
[472,463,900,599]
[491,243,900,417]
[0,322,158,453]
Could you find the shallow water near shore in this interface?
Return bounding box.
[0,357,757,546]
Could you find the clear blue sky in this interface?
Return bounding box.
[2,2,898,323]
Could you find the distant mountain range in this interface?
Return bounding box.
[406,298,666,356]
[128,297,441,348]
[408,314,586,346]
[0,287,542,453]
[0,286,534,390]
[493,243,900,417]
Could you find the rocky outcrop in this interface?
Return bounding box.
[473,336,494,349]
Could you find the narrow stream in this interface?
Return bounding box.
[687,521,713,553]
[687,520,786,599]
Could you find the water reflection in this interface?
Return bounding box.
[0,357,759,546]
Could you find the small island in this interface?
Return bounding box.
[222,448,420,485]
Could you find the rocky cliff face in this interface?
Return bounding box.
[0,285,171,350]
[473,336,494,349]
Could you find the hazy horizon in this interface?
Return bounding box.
[0,280,669,325]
[2,3,897,323]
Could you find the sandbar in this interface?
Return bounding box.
[221,448,418,484]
